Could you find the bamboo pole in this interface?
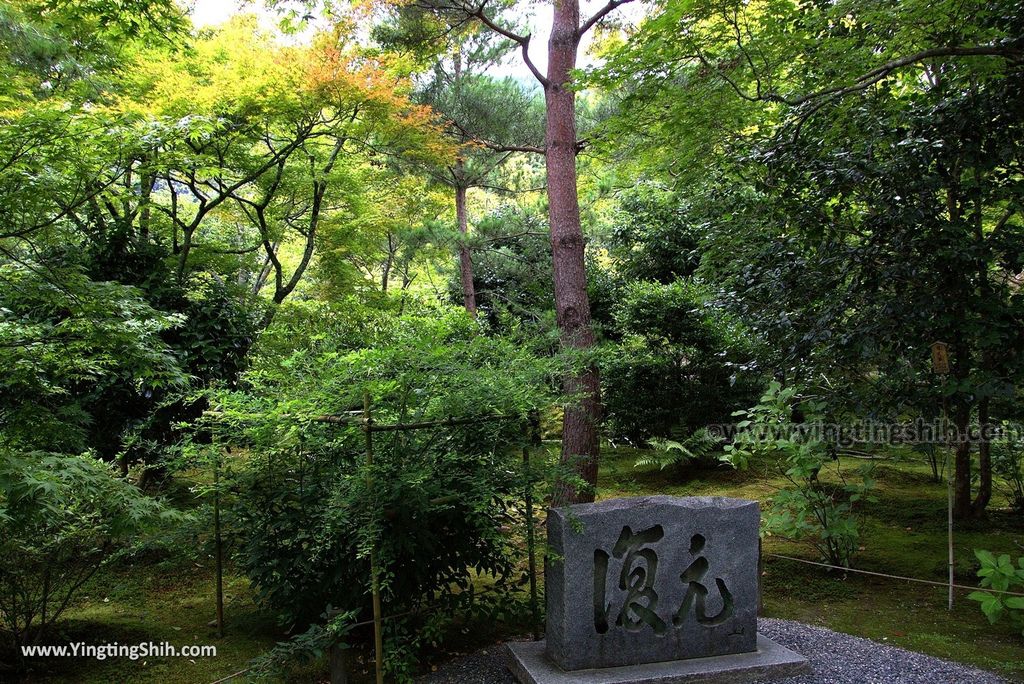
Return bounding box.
[947,461,954,610]
[363,392,384,684]
[942,396,954,611]
[523,414,540,641]
[214,445,225,637]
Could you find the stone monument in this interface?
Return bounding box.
[507,495,810,683]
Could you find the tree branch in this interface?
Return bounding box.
[478,139,545,154]
[578,0,637,40]
[470,3,550,87]
[777,45,1023,107]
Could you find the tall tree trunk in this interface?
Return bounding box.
[944,169,978,520]
[970,168,992,517]
[973,395,992,516]
[138,159,153,244]
[381,235,394,293]
[455,181,477,316]
[546,0,601,505]
[952,403,973,519]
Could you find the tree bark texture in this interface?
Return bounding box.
[455,181,477,316]
[546,0,601,505]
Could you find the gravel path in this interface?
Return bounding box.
[415,618,1008,683]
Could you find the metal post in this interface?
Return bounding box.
[363,392,384,684]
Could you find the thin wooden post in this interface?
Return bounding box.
[524,411,541,640]
[933,342,954,612]
[214,445,225,637]
[947,469,954,610]
[363,392,384,684]
[942,396,954,611]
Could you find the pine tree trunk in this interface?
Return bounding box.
[455,182,477,316]
[546,0,601,506]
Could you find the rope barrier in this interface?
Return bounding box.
[764,552,1024,598]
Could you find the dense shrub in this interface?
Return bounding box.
[213,307,559,677]
[606,183,702,284]
[992,428,1024,516]
[451,205,553,330]
[601,280,760,443]
[0,451,177,653]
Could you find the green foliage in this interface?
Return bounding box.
[210,306,559,678]
[4,0,1024,676]
[992,428,1024,516]
[0,262,188,453]
[247,609,357,682]
[633,428,722,471]
[725,382,876,567]
[606,182,701,284]
[589,0,1024,520]
[0,449,180,650]
[969,550,1024,638]
[455,204,555,330]
[602,280,760,443]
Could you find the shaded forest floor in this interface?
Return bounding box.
[15,447,1024,683]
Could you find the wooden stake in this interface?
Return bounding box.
[947,460,955,611]
[364,392,384,684]
[942,395,954,611]
[214,445,224,637]
[524,413,540,640]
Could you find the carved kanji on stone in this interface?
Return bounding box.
[545,496,759,670]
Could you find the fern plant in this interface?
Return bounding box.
[634,428,723,471]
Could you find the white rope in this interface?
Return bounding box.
[765,552,1024,598]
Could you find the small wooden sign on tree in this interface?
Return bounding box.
[930,342,950,375]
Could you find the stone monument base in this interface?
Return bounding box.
[507,634,809,684]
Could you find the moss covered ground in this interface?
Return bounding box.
[22,446,1024,683]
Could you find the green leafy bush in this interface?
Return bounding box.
[607,183,701,284]
[0,262,187,454]
[992,429,1024,516]
[214,307,559,678]
[0,450,179,652]
[602,280,760,443]
[725,382,875,567]
[969,550,1024,638]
